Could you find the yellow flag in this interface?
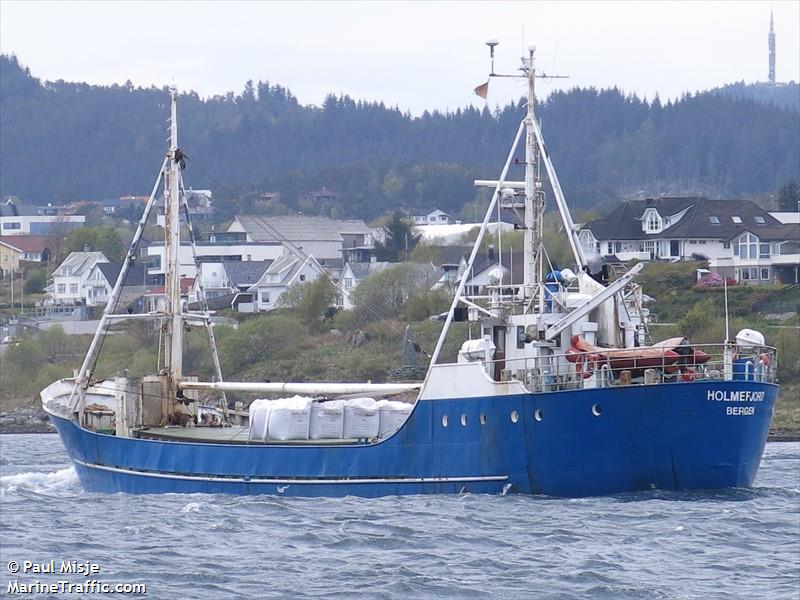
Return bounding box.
[474,81,489,99]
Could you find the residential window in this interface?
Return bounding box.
[607,242,613,255]
[344,278,353,289]
[759,243,770,258]
[439,215,447,221]
[646,212,661,232]
[69,283,78,294]
[754,216,765,224]
[336,295,343,307]
[723,242,730,249]
[57,284,66,294]
[749,268,758,280]
[261,291,270,304]
[2,222,21,230]
[738,233,758,259]
[709,216,720,224]
[760,268,770,281]
[731,216,742,224]
[299,274,306,282]
[614,242,622,253]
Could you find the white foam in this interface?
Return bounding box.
[0,467,79,495]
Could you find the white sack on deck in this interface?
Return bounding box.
[343,397,379,439]
[248,399,272,441]
[267,395,312,441]
[309,400,345,440]
[376,399,413,437]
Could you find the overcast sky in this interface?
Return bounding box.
[1,1,798,114]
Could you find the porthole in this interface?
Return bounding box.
[534,409,543,422]
[510,410,519,423]
[460,414,468,427]
[442,415,449,427]
[479,414,487,425]
[592,404,602,417]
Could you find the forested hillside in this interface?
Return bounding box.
[713,81,800,111]
[2,54,798,219]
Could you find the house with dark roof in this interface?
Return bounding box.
[189,260,273,303]
[1,235,55,262]
[579,197,799,284]
[83,262,157,309]
[339,260,392,309]
[1,199,84,235]
[456,248,526,296]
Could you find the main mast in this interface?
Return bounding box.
[522,47,544,308]
[163,89,183,396]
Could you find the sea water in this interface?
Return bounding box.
[1,434,798,599]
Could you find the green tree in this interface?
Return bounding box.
[350,263,436,325]
[777,181,800,212]
[277,277,337,332]
[375,212,420,262]
[23,268,48,294]
[64,226,124,262]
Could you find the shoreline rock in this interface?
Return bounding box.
[0,407,56,434]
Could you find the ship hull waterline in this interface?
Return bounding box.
[46,380,778,498]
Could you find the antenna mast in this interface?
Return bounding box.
[163,88,183,396]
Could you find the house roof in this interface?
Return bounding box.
[233,215,372,243]
[0,240,22,252]
[53,252,108,276]
[223,260,273,287]
[583,197,788,241]
[464,250,526,285]
[95,262,155,287]
[0,235,54,253]
[146,277,195,296]
[0,200,37,217]
[252,254,323,288]
[347,261,392,281]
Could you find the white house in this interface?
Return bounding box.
[47,252,109,305]
[412,209,452,226]
[579,197,799,284]
[83,262,155,309]
[188,260,273,303]
[1,199,84,235]
[249,254,324,311]
[228,215,374,262]
[339,260,392,309]
[1,235,54,263]
[146,241,284,279]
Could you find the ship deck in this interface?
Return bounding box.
[137,426,363,445]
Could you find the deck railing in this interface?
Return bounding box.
[479,343,778,392]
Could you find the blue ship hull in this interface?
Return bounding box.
[50,380,778,497]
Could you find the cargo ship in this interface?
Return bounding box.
[42,46,779,497]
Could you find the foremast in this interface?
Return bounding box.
[163,89,183,398]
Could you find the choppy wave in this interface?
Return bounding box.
[1,436,798,600]
[0,466,79,496]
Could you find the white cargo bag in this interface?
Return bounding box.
[309,400,345,440]
[342,397,379,439]
[267,395,312,441]
[377,399,413,437]
[248,399,272,441]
